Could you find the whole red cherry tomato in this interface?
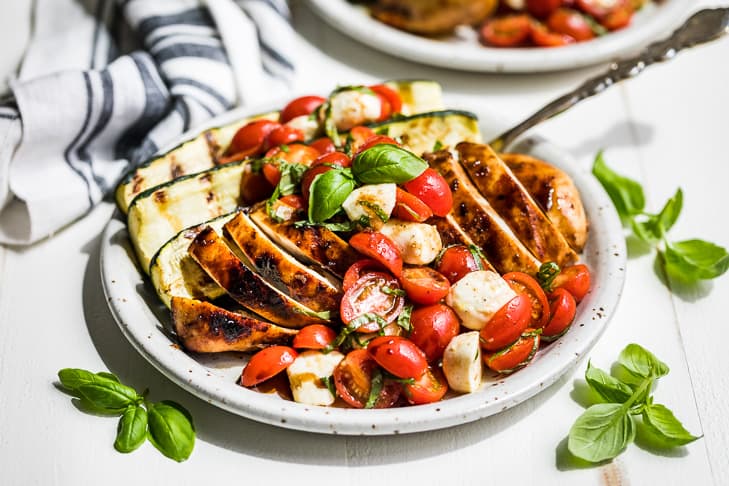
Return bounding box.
[435,245,489,284]
[547,8,595,41]
[480,15,532,47]
[479,294,532,352]
[340,272,405,331]
[309,137,336,155]
[484,331,540,374]
[502,271,550,329]
[402,168,453,217]
[241,346,297,386]
[531,22,576,47]
[600,0,633,30]
[542,288,577,341]
[280,95,326,123]
[292,325,336,350]
[312,151,351,168]
[367,336,428,380]
[403,367,448,405]
[355,135,399,156]
[266,125,305,149]
[553,263,591,302]
[333,349,401,408]
[409,304,460,362]
[229,119,281,156]
[349,231,403,277]
[526,0,563,18]
[399,267,451,305]
[392,187,433,223]
[300,164,333,202]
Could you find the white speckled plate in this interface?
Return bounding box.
[307,0,691,72]
[101,102,626,435]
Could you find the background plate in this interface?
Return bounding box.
[307,0,690,72]
[101,102,626,435]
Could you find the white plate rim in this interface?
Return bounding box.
[306,0,692,72]
[101,102,627,435]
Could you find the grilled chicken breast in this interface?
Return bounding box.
[456,143,578,267]
[370,0,497,35]
[248,206,360,279]
[223,211,342,313]
[189,226,330,328]
[172,297,297,353]
[501,153,588,252]
[426,150,541,275]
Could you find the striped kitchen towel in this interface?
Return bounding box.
[0,0,299,245]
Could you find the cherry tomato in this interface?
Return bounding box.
[403,367,448,405]
[542,288,576,341]
[229,119,281,156]
[279,194,304,210]
[369,84,403,116]
[479,294,532,352]
[333,349,401,408]
[280,95,326,123]
[343,259,386,293]
[312,151,351,168]
[367,336,428,380]
[576,0,614,18]
[340,272,405,331]
[301,165,333,202]
[262,162,281,186]
[531,22,576,47]
[484,331,540,374]
[434,245,489,284]
[402,168,453,217]
[292,324,336,350]
[409,304,460,362]
[547,8,595,41]
[600,1,633,30]
[240,169,274,204]
[526,0,563,18]
[355,135,399,156]
[265,143,320,166]
[347,126,376,153]
[266,125,305,149]
[309,137,336,155]
[349,231,403,277]
[480,15,532,47]
[392,187,433,222]
[553,263,591,302]
[399,267,451,305]
[241,346,297,386]
[502,272,550,329]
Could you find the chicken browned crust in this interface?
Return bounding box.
[370,0,497,35]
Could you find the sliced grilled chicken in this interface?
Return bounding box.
[371,0,497,35]
[223,211,342,313]
[426,150,541,275]
[248,206,360,279]
[501,153,588,252]
[189,226,330,328]
[171,297,297,353]
[456,143,578,267]
[429,215,497,272]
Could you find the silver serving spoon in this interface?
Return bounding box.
[489,8,729,152]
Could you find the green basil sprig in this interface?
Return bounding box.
[307,168,355,223]
[567,344,700,463]
[352,144,428,184]
[593,151,728,282]
[58,368,195,462]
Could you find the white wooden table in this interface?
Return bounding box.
[1,1,728,485]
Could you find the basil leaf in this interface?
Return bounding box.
[353,145,428,184]
[568,403,635,462]
[58,368,120,392]
[642,403,700,447]
[147,401,195,462]
[656,188,683,234]
[96,372,121,383]
[397,305,413,333]
[114,405,148,453]
[537,262,560,291]
[592,151,645,221]
[663,239,729,281]
[364,369,383,409]
[630,216,662,244]
[585,361,633,404]
[618,343,669,380]
[308,169,355,223]
[76,382,140,413]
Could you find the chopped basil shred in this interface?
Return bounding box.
[537,262,561,291]
[321,376,336,397]
[381,286,406,297]
[468,245,487,271]
[432,140,444,151]
[397,305,413,333]
[358,200,389,222]
[364,369,383,409]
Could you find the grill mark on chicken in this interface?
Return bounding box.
[189,226,327,328]
[426,150,541,275]
[171,296,297,352]
[456,143,578,266]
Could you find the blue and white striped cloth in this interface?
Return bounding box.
[0,0,299,244]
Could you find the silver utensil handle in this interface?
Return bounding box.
[489,8,729,152]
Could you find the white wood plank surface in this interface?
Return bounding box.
[0,1,727,485]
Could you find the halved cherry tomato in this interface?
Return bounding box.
[333,349,401,408]
[349,231,403,277]
[280,95,326,124]
[502,271,550,329]
[600,1,633,30]
[240,169,274,204]
[480,15,532,47]
[531,22,576,47]
[301,165,333,202]
[399,267,451,305]
[279,194,304,211]
[292,324,336,350]
[355,135,399,156]
[229,119,281,156]
[367,336,428,380]
[347,126,376,153]
[547,8,595,41]
[241,346,297,386]
[265,143,320,166]
[479,294,532,352]
[484,331,540,374]
[409,304,460,362]
[403,367,448,405]
[309,137,336,155]
[553,263,591,302]
[434,245,489,284]
[266,125,305,149]
[402,168,453,217]
[542,288,576,341]
[343,259,387,293]
[340,271,405,331]
[392,187,433,222]
[526,0,563,18]
[312,151,351,168]
[369,84,403,116]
